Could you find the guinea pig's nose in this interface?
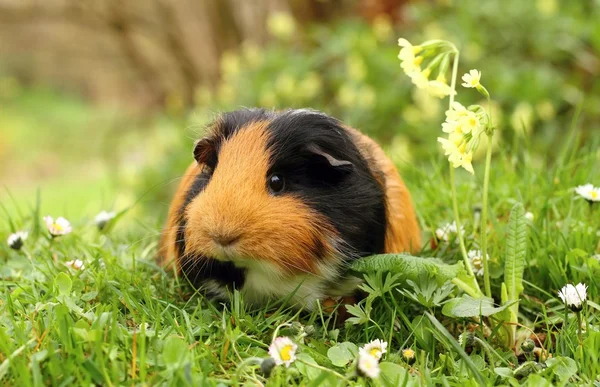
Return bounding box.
[212,233,241,247]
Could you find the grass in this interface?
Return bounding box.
[1,126,600,385]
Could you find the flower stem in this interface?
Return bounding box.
[448,50,459,106]
[450,166,477,281]
[296,358,350,383]
[447,49,480,293]
[480,91,494,299]
[576,311,583,346]
[480,134,493,299]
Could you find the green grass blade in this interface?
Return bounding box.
[426,313,486,385]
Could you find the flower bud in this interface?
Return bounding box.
[521,338,535,353]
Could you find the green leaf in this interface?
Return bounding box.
[54,273,72,296]
[162,336,189,369]
[426,313,485,385]
[349,254,465,285]
[442,295,511,318]
[545,357,577,381]
[100,207,131,233]
[379,362,417,387]
[295,353,321,380]
[494,367,513,378]
[81,359,107,385]
[326,342,357,367]
[503,202,527,347]
[505,203,527,303]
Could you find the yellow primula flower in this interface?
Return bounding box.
[438,137,475,174]
[425,79,456,99]
[461,69,482,88]
[445,101,469,122]
[408,68,430,89]
[397,38,423,60]
[266,12,296,40]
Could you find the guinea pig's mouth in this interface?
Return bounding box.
[210,244,239,261]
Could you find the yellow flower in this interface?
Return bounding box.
[407,68,430,89]
[398,38,425,77]
[373,16,393,41]
[445,101,469,122]
[397,38,423,60]
[460,110,483,135]
[401,348,416,363]
[461,69,482,89]
[298,72,322,100]
[442,121,458,134]
[266,12,296,40]
[347,55,367,81]
[437,137,475,174]
[275,74,297,99]
[358,85,377,109]
[337,84,357,108]
[220,52,241,79]
[425,79,456,99]
[510,102,534,136]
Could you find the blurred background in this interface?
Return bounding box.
[1,0,599,224]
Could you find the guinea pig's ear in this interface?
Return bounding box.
[193,137,216,165]
[306,144,353,172]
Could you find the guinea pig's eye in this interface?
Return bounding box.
[267,174,285,194]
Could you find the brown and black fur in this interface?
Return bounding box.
[159,108,420,308]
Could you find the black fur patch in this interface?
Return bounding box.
[176,167,246,290]
[178,108,388,295]
[266,109,387,259]
[177,110,274,290]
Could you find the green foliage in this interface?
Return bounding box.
[504,203,527,303]
[326,342,357,367]
[442,295,511,318]
[501,202,528,348]
[349,254,465,285]
[2,1,600,385]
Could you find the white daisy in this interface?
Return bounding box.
[44,216,72,237]
[95,210,116,230]
[65,259,85,271]
[357,349,380,379]
[575,184,600,203]
[461,69,482,89]
[467,250,488,277]
[7,231,28,250]
[558,283,587,311]
[361,339,387,361]
[435,221,465,242]
[268,337,297,367]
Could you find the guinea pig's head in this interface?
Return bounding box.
[180,108,387,278]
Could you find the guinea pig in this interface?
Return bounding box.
[158,108,421,309]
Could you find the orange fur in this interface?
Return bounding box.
[163,122,338,276]
[158,120,421,279]
[345,128,421,253]
[158,162,202,268]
